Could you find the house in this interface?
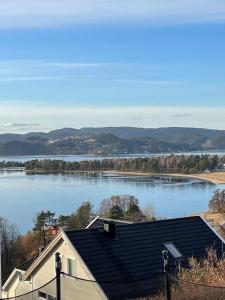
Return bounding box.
[2,258,36,299]
[3,216,225,300]
[217,163,225,170]
[1,217,130,299]
[45,225,61,236]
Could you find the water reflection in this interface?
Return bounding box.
[0,170,223,233]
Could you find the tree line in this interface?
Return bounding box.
[25,154,220,174]
[0,161,25,168]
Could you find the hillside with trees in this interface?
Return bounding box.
[1,127,225,155]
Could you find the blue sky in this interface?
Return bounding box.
[0,0,225,132]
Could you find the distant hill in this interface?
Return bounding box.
[0,127,225,155]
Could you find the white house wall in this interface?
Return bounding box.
[15,239,106,300]
[2,273,21,298]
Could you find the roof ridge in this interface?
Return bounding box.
[65,216,202,234]
[98,217,133,224]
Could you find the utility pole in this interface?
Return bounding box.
[55,252,62,300]
[162,250,171,300]
[0,234,2,299]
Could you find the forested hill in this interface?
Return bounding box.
[1,127,225,155]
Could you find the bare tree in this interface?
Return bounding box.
[0,217,18,278]
[209,189,225,213]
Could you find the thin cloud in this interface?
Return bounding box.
[0,60,111,73]
[0,0,224,28]
[0,105,225,131]
[172,114,192,118]
[0,60,109,69]
[0,76,63,82]
[45,62,111,69]
[130,116,143,121]
[0,60,111,82]
[0,60,179,84]
[3,122,40,127]
[117,79,183,86]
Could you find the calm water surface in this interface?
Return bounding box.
[1,151,225,163]
[0,170,224,233]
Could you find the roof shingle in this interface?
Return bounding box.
[66,216,224,299]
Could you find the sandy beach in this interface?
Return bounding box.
[105,170,225,184]
[166,172,225,184]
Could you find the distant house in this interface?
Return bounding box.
[2,216,225,300]
[45,225,61,236]
[217,163,225,171]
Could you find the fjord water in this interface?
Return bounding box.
[0,169,223,233]
[1,151,225,162]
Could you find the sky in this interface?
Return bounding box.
[0,0,225,133]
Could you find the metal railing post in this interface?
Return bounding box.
[55,252,62,300]
[162,250,171,300]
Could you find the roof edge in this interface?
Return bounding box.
[2,269,24,291]
[23,230,63,281]
[200,215,225,245]
[62,231,108,300]
[98,217,133,224]
[85,216,100,229]
[66,216,202,234]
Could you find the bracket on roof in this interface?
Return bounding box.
[164,242,182,259]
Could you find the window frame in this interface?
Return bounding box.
[38,291,56,300]
[67,256,76,277]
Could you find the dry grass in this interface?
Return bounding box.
[166,172,225,184]
[192,211,225,239]
[137,250,225,300]
[105,171,225,184]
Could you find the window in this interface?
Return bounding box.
[38,291,56,300]
[164,242,182,258]
[67,257,76,276]
[38,291,47,299]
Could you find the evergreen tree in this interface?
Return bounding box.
[125,203,144,222]
[108,205,124,220]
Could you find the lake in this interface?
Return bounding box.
[0,169,224,233]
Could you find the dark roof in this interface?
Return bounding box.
[2,257,37,286]
[86,216,132,229]
[18,257,37,272]
[66,216,224,299]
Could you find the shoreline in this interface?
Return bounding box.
[23,169,225,184]
[105,171,225,184]
[165,172,225,184]
[0,167,25,171]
